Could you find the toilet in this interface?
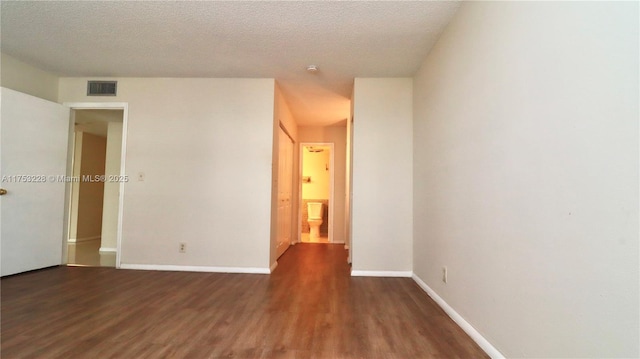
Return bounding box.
[307,202,324,240]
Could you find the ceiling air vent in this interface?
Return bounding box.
[87,81,117,96]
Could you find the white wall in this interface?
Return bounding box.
[412,2,639,358]
[275,82,298,142]
[101,122,123,251]
[352,78,413,273]
[59,78,276,271]
[1,53,59,102]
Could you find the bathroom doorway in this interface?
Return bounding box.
[299,143,334,243]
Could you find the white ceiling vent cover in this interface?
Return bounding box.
[87,81,117,96]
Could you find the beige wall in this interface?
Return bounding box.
[101,122,123,251]
[412,2,639,357]
[302,147,330,200]
[76,133,107,240]
[352,78,413,272]
[1,53,58,102]
[298,126,347,244]
[59,77,276,270]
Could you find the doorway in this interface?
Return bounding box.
[0,91,128,275]
[299,143,334,243]
[62,103,128,268]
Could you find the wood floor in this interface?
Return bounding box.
[1,244,488,358]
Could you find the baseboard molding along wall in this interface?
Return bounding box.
[68,235,101,243]
[411,273,504,359]
[351,270,413,277]
[99,247,117,253]
[120,264,270,274]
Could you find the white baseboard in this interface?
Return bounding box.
[351,270,412,277]
[99,247,117,253]
[119,264,270,274]
[412,274,504,359]
[76,235,100,242]
[270,261,278,273]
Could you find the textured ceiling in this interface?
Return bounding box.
[1,1,460,126]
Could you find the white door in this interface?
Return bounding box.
[276,127,293,258]
[1,88,70,276]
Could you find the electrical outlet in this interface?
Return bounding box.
[442,266,448,284]
[179,242,186,253]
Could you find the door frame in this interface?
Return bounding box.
[62,102,129,268]
[298,142,335,243]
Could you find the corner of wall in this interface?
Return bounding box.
[411,273,504,358]
[1,52,59,102]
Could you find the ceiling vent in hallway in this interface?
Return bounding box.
[87,81,117,96]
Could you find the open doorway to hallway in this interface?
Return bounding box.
[300,143,333,243]
[293,124,349,252]
[66,109,123,267]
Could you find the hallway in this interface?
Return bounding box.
[1,244,487,358]
[67,239,116,267]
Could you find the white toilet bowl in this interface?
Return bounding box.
[307,202,324,240]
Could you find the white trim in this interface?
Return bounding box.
[63,102,128,270]
[61,110,75,266]
[116,105,128,270]
[329,143,334,243]
[99,247,117,253]
[270,261,278,273]
[297,142,303,243]
[63,102,128,110]
[411,274,505,359]
[119,264,271,274]
[351,270,412,277]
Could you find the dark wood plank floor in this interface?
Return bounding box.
[1,244,488,358]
